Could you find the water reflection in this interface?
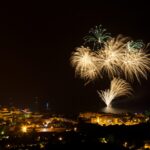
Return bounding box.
[101,106,129,114]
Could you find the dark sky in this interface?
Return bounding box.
[0,1,150,113]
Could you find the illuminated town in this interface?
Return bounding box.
[0,105,150,149]
[79,112,149,126]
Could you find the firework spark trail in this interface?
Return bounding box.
[70,36,150,82]
[97,78,133,107]
[70,46,100,81]
[96,35,130,78]
[121,50,150,82]
[96,36,150,81]
[70,24,150,83]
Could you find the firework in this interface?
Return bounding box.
[96,36,150,81]
[121,50,150,82]
[71,36,150,82]
[96,35,130,78]
[70,46,100,81]
[83,25,111,50]
[70,24,150,109]
[97,78,133,107]
[126,40,145,53]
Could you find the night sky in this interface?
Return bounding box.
[0,1,150,113]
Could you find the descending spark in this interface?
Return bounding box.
[121,50,150,82]
[96,36,150,81]
[97,78,133,107]
[70,46,100,81]
[96,35,130,78]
